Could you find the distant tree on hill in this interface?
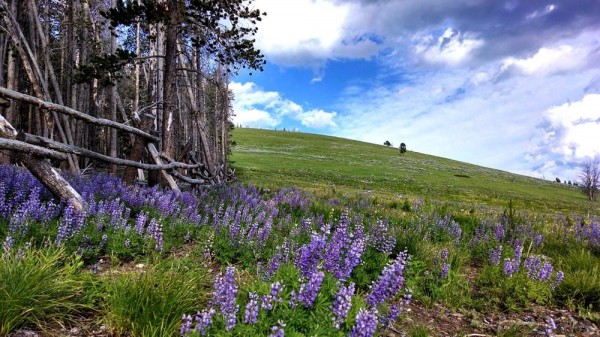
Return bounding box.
[384,140,392,147]
[555,177,561,183]
[399,143,407,155]
[579,159,599,201]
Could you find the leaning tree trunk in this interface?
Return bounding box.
[0,113,83,210]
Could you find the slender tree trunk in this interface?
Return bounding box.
[109,0,118,174]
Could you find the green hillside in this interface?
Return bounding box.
[231,128,598,214]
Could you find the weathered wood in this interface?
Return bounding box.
[147,143,180,192]
[0,86,160,143]
[0,138,68,160]
[124,114,154,183]
[0,114,83,211]
[23,132,202,171]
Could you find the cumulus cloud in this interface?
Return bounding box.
[230,81,337,129]
[413,28,484,66]
[530,94,600,162]
[253,0,600,69]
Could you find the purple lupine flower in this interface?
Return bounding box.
[146,218,163,251]
[2,236,14,252]
[503,258,518,277]
[552,271,564,290]
[537,261,554,281]
[268,320,286,337]
[331,282,355,329]
[533,233,544,246]
[295,232,326,278]
[180,314,193,336]
[366,251,409,308]
[213,267,239,331]
[524,256,542,279]
[379,303,401,330]
[338,226,366,280]
[135,212,148,235]
[262,281,285,310]
[370,219,396,255]
[489,245,503,266]
[350,308,378,337]
[296,271,325,308]
[545,316,556,337]
[440,263,450,279]
[194,308,215,336]
[244,293,259,324]
[265,247,282,278]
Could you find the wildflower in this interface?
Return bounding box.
[350,308,378,337]
[331,282,355,329]
[552,271,564,290]
[536,261,553,281]
[296,271,325,308]
[366,250,409,307]
[503,258,518,277]
[489,245,503,266]
[213,267,239,331]
[194,308,215,336]
[179,314,193,336]
[262,281,285,310]
[244,293,259,324]
[268,320,286,337]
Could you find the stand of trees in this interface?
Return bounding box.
[0,0,266,205]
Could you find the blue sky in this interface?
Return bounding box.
[231,0,600,181]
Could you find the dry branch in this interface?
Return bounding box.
[0,138,68,160]
[0,86,160,143]
[22,133,203,171]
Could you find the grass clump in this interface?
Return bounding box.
[103,258,211,337]
[0,246,89,335]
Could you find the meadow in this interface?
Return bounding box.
[0,128,599,336]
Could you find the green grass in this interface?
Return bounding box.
[0,247,90,335]
[103,257,212,337]
[232,128,598,215]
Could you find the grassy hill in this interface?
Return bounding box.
[232,128,598,215]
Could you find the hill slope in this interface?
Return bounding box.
[231,128,597,214]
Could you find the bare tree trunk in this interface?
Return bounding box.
[109,0,118,174]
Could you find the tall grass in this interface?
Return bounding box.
[103,258,212,337]
[0,247,89,335]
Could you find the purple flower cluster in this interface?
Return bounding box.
[369,219,396,255]
[295,232,327,278]
[349,308,378,337]
[268,320,286,337]
[366,250,409,308]
[244,293,259,324]
[213,267,239,331]
[261,281,285,310]
[290,271,325,308]
[489,245,503,265]
[331,282,355,329]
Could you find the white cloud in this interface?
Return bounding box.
[526,4,556,20]
[253,0,354,67]
[413,28,484,66]
[537,94,600,160]
[230,81,337,129]
[299,109,337,128]
[501,44,588,77]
